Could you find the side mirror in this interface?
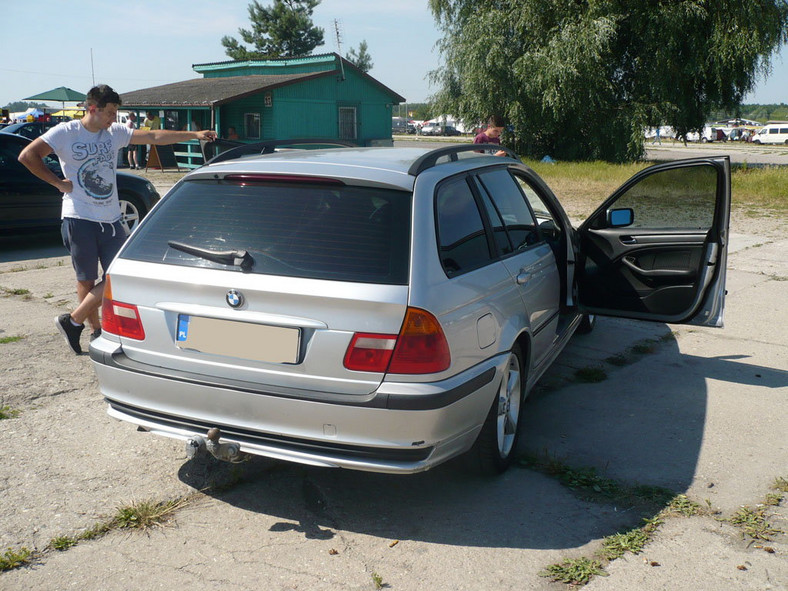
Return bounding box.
[608,208,634,227]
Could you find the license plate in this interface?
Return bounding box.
[176,314,300,363]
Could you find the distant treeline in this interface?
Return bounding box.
[393,103,788,125]
[709,104,788,123]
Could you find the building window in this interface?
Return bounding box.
[245,113,261,139]
[338,107,357,140]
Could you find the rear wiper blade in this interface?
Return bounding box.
[167,241,254,271]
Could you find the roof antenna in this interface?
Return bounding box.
[333,19,346,81]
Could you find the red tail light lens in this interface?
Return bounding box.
[343,308,450,375]
[101,275,146,340]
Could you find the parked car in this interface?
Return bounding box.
[442,125,462,136]
[0,121,60,140]
[90,141,730,475]
[420,123,442,136]
[751,123,788,145]
[0,133,160,233]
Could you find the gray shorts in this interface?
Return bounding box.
[61,218,127,282]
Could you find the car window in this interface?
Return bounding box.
[512,174,563,244]
[476,168,538,254]
[121,179,411,285]
[436,176,492,276]
[610,165,717,229]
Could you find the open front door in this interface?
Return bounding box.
[577,157,730,327]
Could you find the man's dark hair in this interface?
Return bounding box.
[488,115,505,128]
[86,84,122,108]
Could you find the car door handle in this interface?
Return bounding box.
[622,256,694,277]
[620,236,638,245]
[516,270,532,284]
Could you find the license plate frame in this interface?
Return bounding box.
[176,314,300,364]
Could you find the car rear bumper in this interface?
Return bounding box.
[90,338,506,474]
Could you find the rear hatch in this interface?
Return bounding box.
[108,176,413,399]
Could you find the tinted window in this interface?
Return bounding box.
[436,177,491,276]
[476,168,538,254]
[609,165,717,229]
[121,179,411,284]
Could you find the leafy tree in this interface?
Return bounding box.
[346,40,374,73]
[3,101,49,112]
[222,0,324,60]
[429,0,788,162]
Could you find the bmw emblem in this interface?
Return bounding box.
[226,289,244,308]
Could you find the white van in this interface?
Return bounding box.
[751,123,788,145]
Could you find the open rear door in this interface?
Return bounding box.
[577,157,730,327]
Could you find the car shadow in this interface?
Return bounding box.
[176,322,784,550]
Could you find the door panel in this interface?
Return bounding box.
[578,157,730,326]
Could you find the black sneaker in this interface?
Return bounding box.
[55,314,84,354]
[90,328,102,341]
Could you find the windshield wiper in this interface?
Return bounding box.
[168,241,254,271]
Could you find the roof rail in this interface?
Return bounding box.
[203,138,357,165]
[407,144,518,176]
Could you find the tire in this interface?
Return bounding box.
[700,137,708,143]
[470,344,525,475]
[118,194,146,235]
[577,314,596,334]
[753,140,761,145]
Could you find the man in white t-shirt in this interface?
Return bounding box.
[19,84,217,354]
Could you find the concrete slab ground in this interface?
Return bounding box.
[0,220,784,589]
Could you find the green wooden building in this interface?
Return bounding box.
[120,53,405,167]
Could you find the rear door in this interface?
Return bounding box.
[577,157,730,326]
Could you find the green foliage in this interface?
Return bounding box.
[429,0,788,162]
[663,494,702,518]
[601,528,650,560]
[540,557,607,585]
[222,0,324,60]
[0,405,20,419]
[574,366,608,383]
[113,498,186,530]
[729,505,782,540]
[0,336,24,344]
[346,40,373,73]
[50,536,77,551]
[2,100,49,111]
[0,547,31,571]
[393,103,434,121]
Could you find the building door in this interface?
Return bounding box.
[338,107,357,141]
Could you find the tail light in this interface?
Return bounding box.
[101,275,146,340]
[343,307,450,374]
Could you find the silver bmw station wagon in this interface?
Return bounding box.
[90,142,730,474]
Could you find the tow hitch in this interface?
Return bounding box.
[185,428,250,463]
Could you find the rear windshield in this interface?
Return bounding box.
[121,179,412,284]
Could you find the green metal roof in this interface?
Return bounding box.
[193,53,337,73]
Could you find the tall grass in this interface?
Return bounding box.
[524,159,788,219]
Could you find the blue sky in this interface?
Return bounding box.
[0,0,785,110]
